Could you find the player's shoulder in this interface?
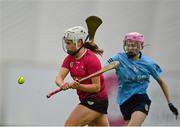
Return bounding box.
[84,49,100,62]
[112,52,126,59]
[108,52,127,63]
[84,50,102,67]
[86,49,98,58]
[141,54,157,65]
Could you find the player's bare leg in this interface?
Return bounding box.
[127,111,146,126]
[88,114,109,126]
[64,104,106,126]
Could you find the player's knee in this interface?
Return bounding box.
[64,119,78,126]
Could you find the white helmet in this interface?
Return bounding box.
[63,26,88,43]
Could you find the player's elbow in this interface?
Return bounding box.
[55,76,58,84]
[55,80,58,85]
[55,80,59,87]
[55,76,61,87]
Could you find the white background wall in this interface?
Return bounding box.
[0,0,180,126]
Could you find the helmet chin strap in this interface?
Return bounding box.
[67,43,85,56]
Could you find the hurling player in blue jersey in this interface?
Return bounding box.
[107,32,178,126]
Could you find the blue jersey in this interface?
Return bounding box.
[107,52,162,105]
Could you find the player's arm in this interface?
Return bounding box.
[156,77,171,103]
[70,76,101,93]
[55,67,69,87]
[156,77,179,119]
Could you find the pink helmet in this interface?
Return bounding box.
[124,32,144,49]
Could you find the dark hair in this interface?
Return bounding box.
[83,41,104,56]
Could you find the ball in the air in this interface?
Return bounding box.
[17,76,25,84]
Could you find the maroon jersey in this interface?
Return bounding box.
[62,49,108,101]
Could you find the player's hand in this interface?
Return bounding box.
[60,82,70,91]
[168,103,179,119]
[69,80,80,89]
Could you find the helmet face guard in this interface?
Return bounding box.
[62,26,88,56]
[123,40,142,57]
[62,37,85,56]
[62,38,77,56]
[123,32,144,57]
